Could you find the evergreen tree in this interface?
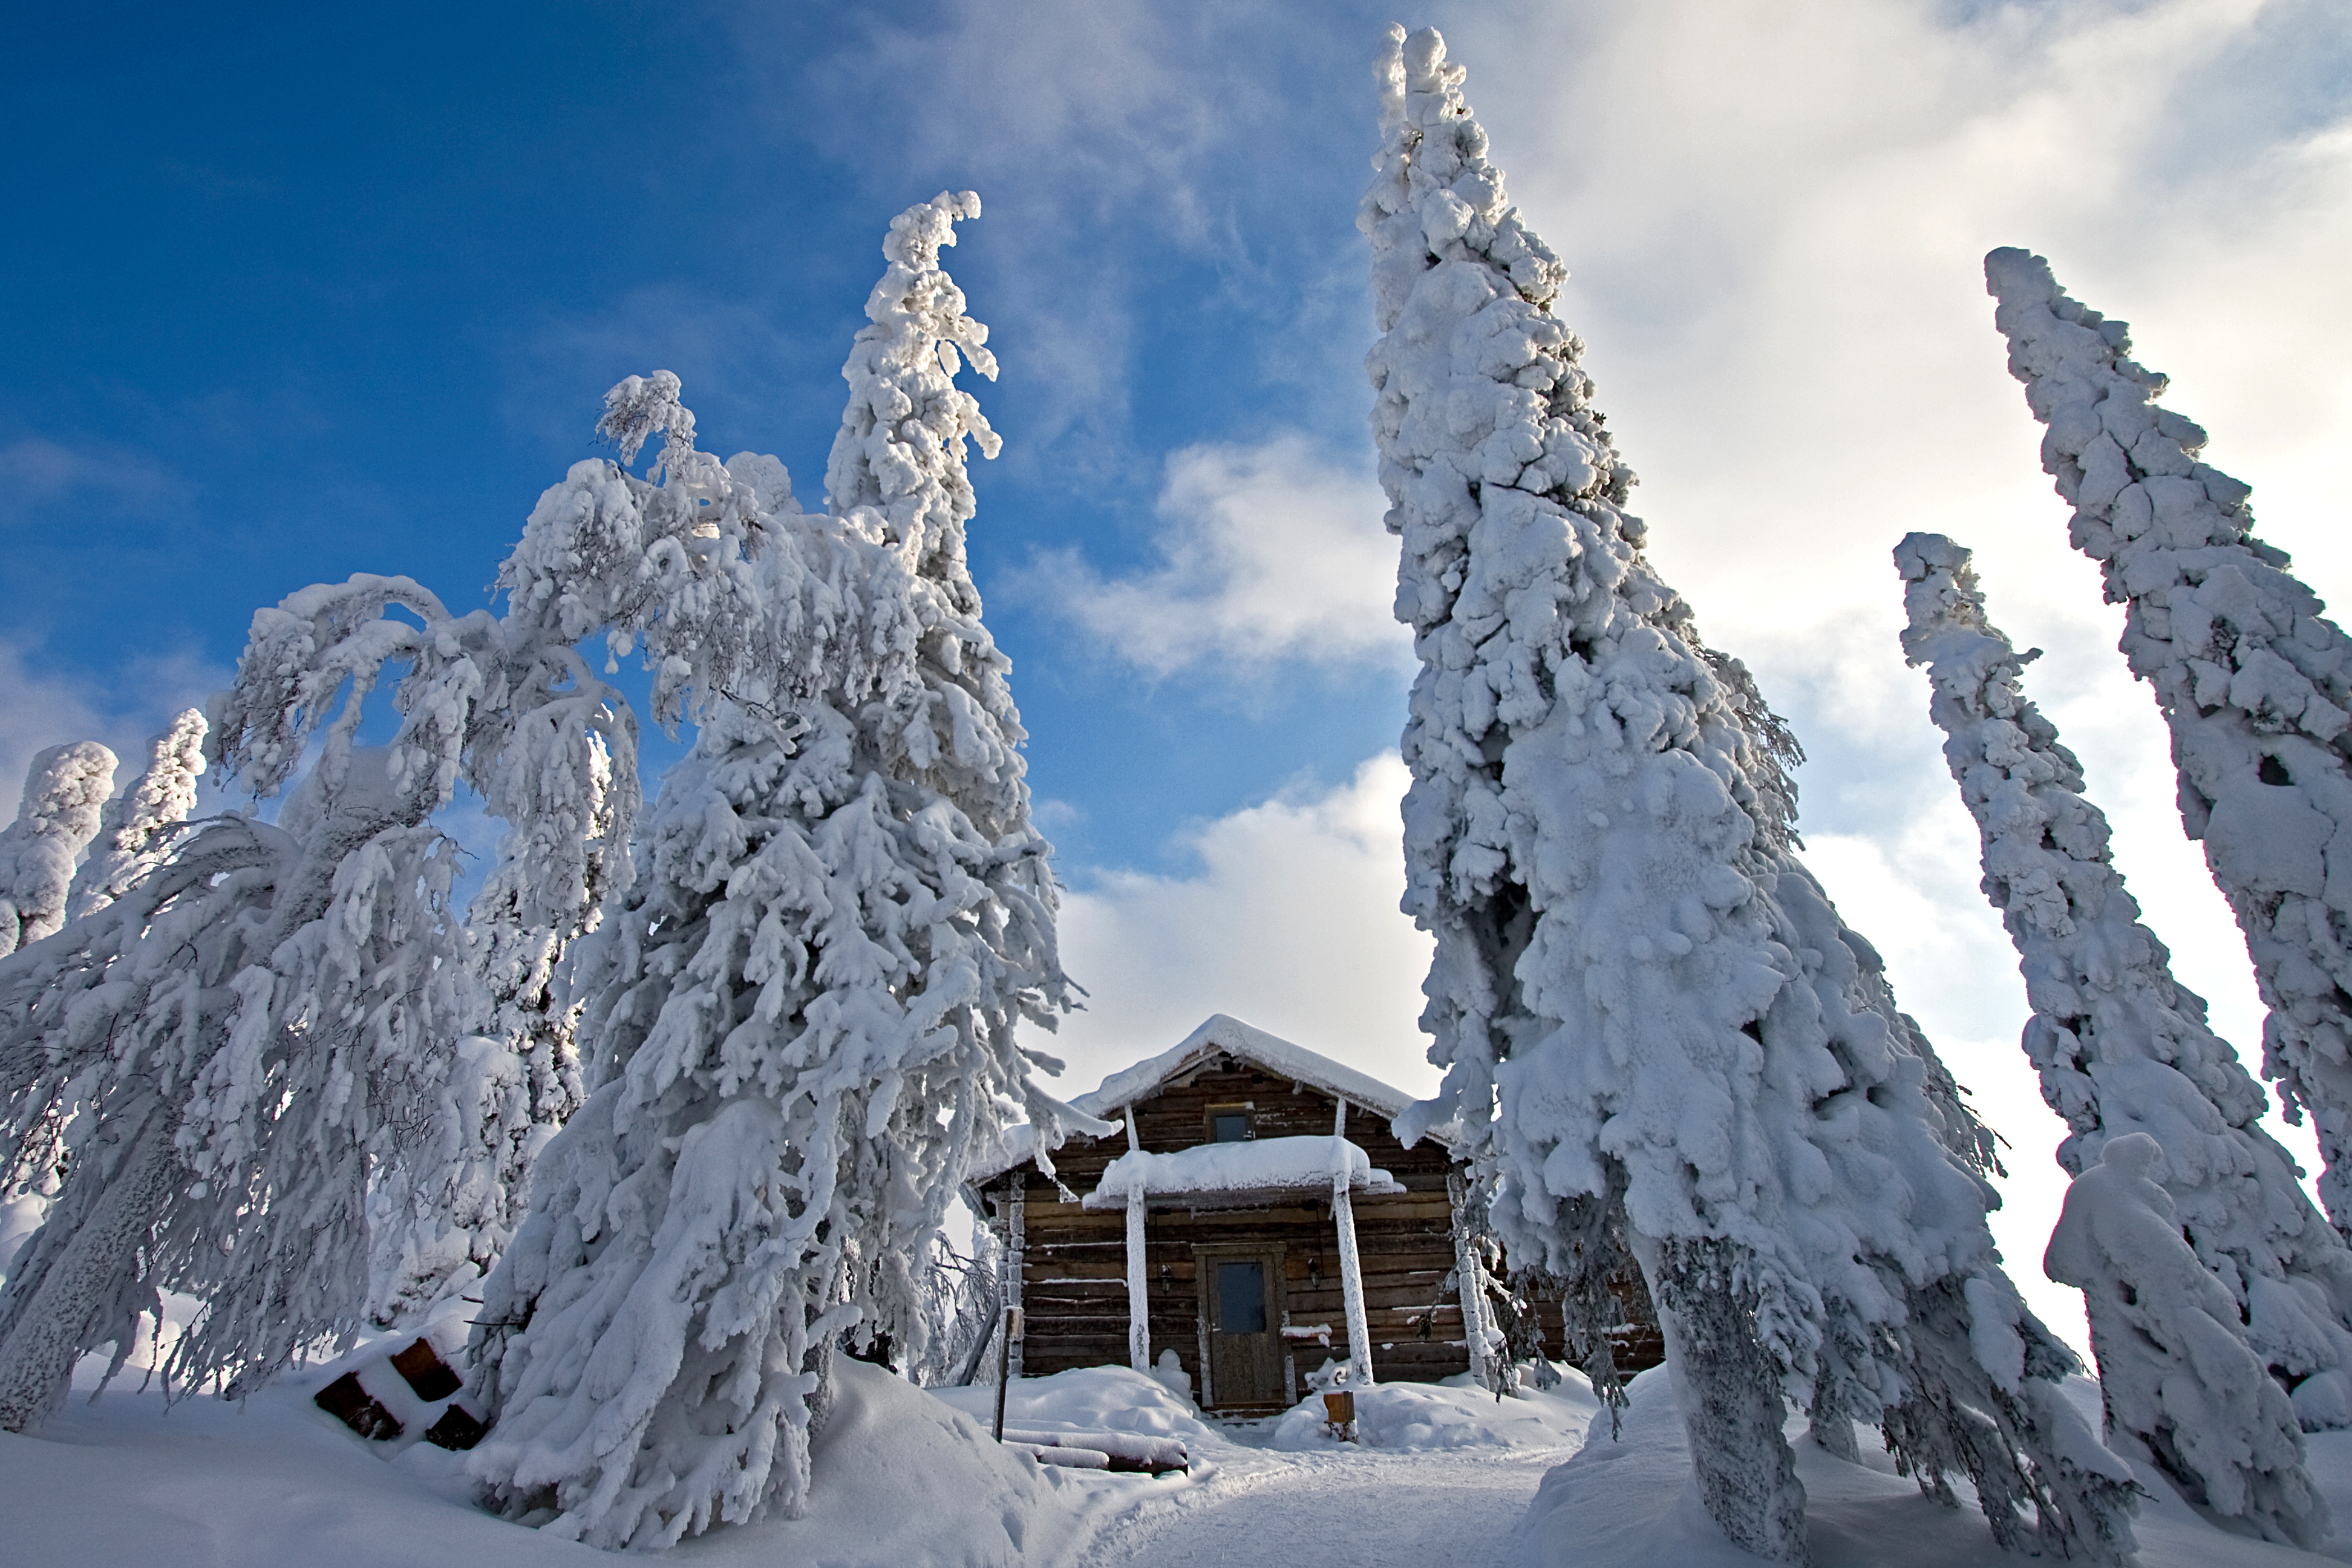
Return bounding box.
[1366,30,2134,1561]
[0,742,116,956]
[1987,248,2352,1235]
[463,194,1080,1549]
[2047,1133,2324,1546]
[1901,530,2350,1534]
[0,746,468,1432]
[65,709,207,921]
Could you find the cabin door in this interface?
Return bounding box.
[1203,1250,1284,1408]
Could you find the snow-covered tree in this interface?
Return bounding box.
[2048,1133,2324,1546]
[0,346,794,1420]
[0,742,117,956]
[463,193,1083,1549]
[1367,29,2134,1561]
[0,743,469,1432]
[1987,248,2352,1236]
[1900,531,2350,1533]
[66,709,207,921]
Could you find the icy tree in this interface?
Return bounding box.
[1987,248,2352,1233]
[464,193,1082,1549]
[0,344,797,1420]
[1901,532,2349,1530]
[0,742,116,956]
[0,743,469,1432]
[1367,29,2134,1561]
[65,710,207,921]
[2048,1134,2324,1546]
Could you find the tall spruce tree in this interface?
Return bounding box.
[1366,29,2134,1561]
[463,194,1080,1549]
[1900,530,2347,1540]
[1987,248,2352,1236]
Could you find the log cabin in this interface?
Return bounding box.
[969,1013,1663,1414]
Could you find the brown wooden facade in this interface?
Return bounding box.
[972,1016,1663,1413]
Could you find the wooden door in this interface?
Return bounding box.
[1204,1253,1284,1408]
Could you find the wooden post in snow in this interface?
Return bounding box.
[1331,1099,1374,1388]
[1005,1187,1027,1383]
[1123,1105,1151,1374]
[1448,1169,1497,1392]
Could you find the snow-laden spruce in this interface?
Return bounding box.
[0,742,116,956]
[65,709,206,921]
[1900,532,2348,1536]
[1366,28,2132,1562]
[2046,1132,2324,1547]
[0,746,469,1432]
[0,312,803,1417]
[464,194,1083,1550]
[212,362,802,1323]
[1987,249,2352,1235]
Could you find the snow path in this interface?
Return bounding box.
[1095,1443,1576,1568]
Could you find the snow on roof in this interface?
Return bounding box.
[1082,1135,1403,1209]
[964,1014,1452,1187]
[1074,1014,1414,1122]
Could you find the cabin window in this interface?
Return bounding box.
[1216,1260,1268,1333]
[1211,1111,1251,1143]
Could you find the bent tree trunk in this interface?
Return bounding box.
[0,1102,175,1432]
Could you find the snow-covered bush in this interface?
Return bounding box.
[1365,28,2133,1561]
[65,709,206,921]
[1987,248,2352,1234]
[2047,1133,2324,1546]
[1901,531,2349,1533]
[0,742,116,956]
[462,193,1083,1549]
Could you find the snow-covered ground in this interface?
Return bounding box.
[15,1349,2352,1566]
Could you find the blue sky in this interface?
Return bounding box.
[7,0,2351,1347]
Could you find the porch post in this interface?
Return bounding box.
[1005,1185,1027,1383]
[1123,1105,1151,1373]
[1448,1169,1497,1391]
[1331,1099,1375,1388]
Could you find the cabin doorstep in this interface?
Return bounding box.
[969,1013,1664,1414]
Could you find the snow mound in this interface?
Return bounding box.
[1270,1368,1600,1452]
[928,1363,1218,1446]
[671,1360,1102,1567]
[1511,1365,2332,1568]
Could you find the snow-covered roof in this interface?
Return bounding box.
[1074,1014,1415,1122]
[1082,1136,1403,1210]
[964,1014,1451,1187]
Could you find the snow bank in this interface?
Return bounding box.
[0,1353,1148,1568]
[1270,1367,1599,1452]
[1512,1366,2330,1568]
[927,1362,1219,1448]
[1085,1136,1402,1207]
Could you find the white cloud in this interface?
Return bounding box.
[1045,753,1436,1104]
[1019,432,1406,675]
[0,638,229,822]
[0,437,177,520]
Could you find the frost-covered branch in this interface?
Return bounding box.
[1987,247,2352,1235]
[1365,28,2131,1560]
